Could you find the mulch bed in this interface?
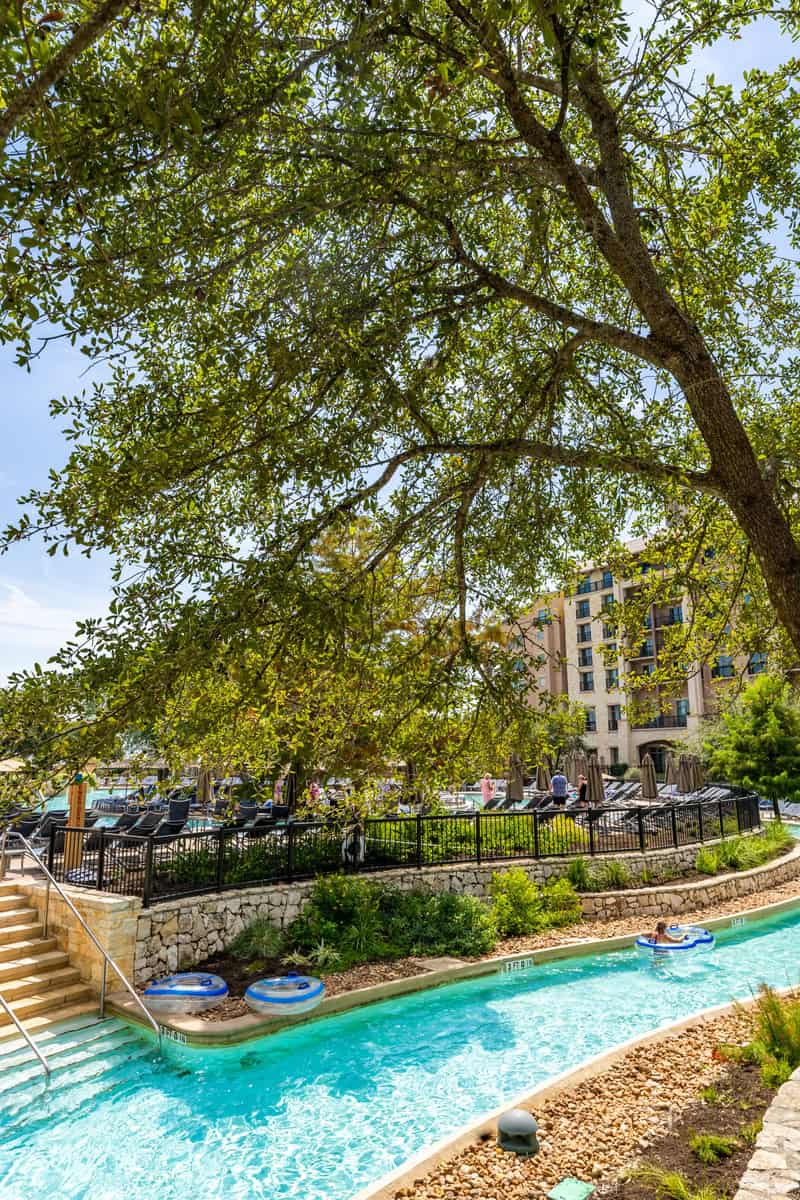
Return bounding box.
[189,950,431,1021]
[605,1060,773,1199]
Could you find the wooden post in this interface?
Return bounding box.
[63,773,89,874]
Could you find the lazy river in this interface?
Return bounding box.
[2,901,800,1200]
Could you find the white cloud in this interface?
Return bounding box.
[0,582,97,681]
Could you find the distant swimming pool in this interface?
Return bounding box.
[2,903,800,1200]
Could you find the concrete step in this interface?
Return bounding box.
[0,965,82,1004]
[0,1016,123,1069]
[0,1002,98,1043]
[0,909,40,934]
[0,936,58,964]
[0,950,70,985]
[0,920,43,946]
[0,894,29,913]
[0,983,94,1026]
[0,1027,145,1098]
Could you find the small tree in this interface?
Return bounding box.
[704,675,800,805]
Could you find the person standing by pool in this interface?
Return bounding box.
[480,774,495,807]
[550,769,568,806]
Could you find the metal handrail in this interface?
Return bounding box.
[3,831,161,1050]
[0,989,51,1078]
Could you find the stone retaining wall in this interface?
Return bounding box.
[734,1065,800,1199]
[582,840,800,921]
[133,834,800,986]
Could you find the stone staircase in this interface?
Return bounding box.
[0,877,94,1034]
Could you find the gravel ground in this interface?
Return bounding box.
[392,1008,758,1200]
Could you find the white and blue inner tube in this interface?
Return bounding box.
[635,925,715,955]
[143,972,229,1014]
[245,973,325,1017]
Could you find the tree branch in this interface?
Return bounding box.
[0,0,130,147]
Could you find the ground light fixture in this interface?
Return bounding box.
[496,1107,539,1155]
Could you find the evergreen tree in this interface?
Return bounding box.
[705,676,800,803]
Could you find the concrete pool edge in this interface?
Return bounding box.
[108,882,800,1046]
[352,985,799,1200]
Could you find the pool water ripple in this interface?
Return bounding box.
[3,908,800,1200]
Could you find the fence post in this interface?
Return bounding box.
[735,798,743,834]
[636,809,646,853]
[670,805,678,848]
[143,837,155,908]
[47,823,56,876]
[475,811,482,866]
[588,809,595,856]
[216,829,226,892]
[698,803,704,843]
[97,829,106,892]
[718,800,725,839]
[416,815,422,869]
[287,821,295,880]
[533,811,540,859]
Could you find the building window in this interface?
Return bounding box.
[675,699,690,725]
[538,608,552,624]
[535,630,544,641]
[577,623,592,644]
[602,622,615,639]
[576,577,592,594]
[609,746,619,765]
[669,605,684,625]
[608,703,621,731]
[579,671,594,693]
[576,599,590,619]
[578,647,593,668]
[606,668,619,690]
[600,593,614,612]
[604,642,617,654]
[584,706,597,732]
[538,676,547,689]
[712,655,735,679]
[748,652,767,675]
[638,638,654,658]
[601,570,613,588]
[640,662,656,676]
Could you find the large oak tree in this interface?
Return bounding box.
[3,0,800,758]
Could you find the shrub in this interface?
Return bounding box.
[595,859,630,889]
[287,874,498,967]
[689,1132,738,1164]
[695,848,719,875]
[228,917,283,961]
[750,984,800,1076]
[537,816,590,855]
[698,1084,722,1105]
[565,856,593,891]
[739,1118,762,1146]
[626,1166,722,1200]
[489,868,544,936]
[542,878,582,927]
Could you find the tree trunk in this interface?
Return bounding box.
[674,348,800,656]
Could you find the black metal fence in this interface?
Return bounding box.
[44,793,762,906]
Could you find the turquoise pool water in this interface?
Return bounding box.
[3,905,800,1200]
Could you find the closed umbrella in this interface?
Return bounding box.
[640,753,658,801]
[535,762,550,792]
[575,751,589,782]
[587,756,605,806]
[508,754,525,804]
[677,754,692,795]
[691,755,705,792]
[563,753,577,787]
[663,753,676,790]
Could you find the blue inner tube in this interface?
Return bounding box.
[245,975,325,1006]
[635,925,715,953]
[144,973,229,998]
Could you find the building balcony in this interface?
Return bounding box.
[631,714,688,730]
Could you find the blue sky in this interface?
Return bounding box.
[0,7,793,681]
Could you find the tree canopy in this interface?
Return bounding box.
[3,0,800,764]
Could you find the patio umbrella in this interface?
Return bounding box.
[663,752,676,789]
[677,754,692,795]
[535,762,551,792]
[575,750,589,781]
[508,753,525,803]
[640,753,658,801]
[197,768,214,809]
[587,756,605,806]
[562,752,576,787]
[691,755,706,792]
